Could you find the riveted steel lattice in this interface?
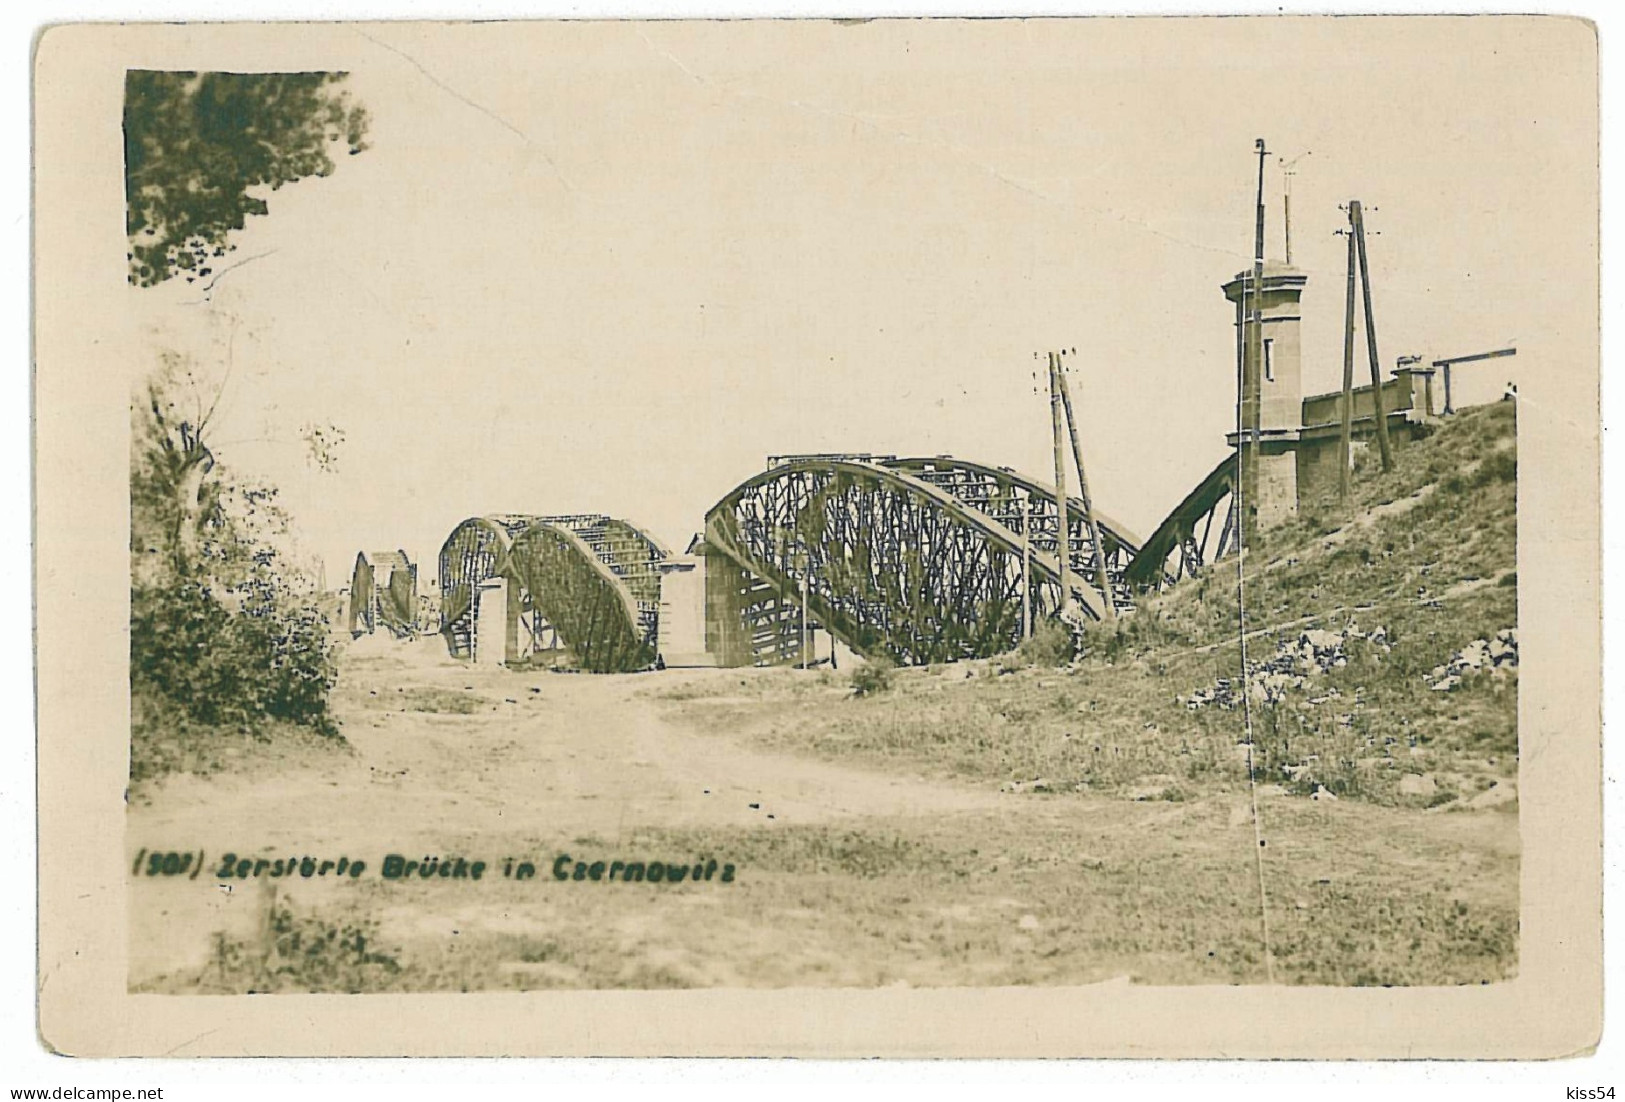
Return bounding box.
[347,552,375,637]
[1122,455,1237,590]
[438,516,528,659]
[438,513,668,671]
[881,456,1145,615]
[507,522,658,673]
[705,458,1121,667]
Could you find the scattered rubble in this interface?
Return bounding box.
[1182,623,1390,710]
[1428,629,1517,691]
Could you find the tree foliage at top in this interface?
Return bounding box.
[124,70,370,287]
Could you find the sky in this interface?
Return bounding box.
[130,17,1597,583]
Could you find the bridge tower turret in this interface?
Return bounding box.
[1223,261,1306,532]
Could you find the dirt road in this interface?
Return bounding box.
[127,634,1519,991]
[126,635,1004,987]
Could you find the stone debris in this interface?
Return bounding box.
[1428,629,1517,690]
[1182,623,1391,710]
[1282,758,1320,783]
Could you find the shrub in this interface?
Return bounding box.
[196,898,406,994]
[1017,617,1077,667]
[850,658,895,697]
[130,358,340,777]
[131,573,337,735]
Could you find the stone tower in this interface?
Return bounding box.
[1223,261,1306,533]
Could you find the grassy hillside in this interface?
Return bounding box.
[658,401,1518,810]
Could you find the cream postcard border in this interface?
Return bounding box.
[33,17,1601,1058]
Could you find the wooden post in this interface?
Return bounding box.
[1020,495,1032,640]
[1230,231,1246,558]
[774,527,787,664]
[1351,201,1393,470]
[1241,138,1269,541]
[1048,352,1073,614]
[1057,357,1115,620]
[1340,208,1358,498]
[1283,188,1292,266]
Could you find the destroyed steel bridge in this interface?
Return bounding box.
[364,208,1456,674]
[425,451,1247,674]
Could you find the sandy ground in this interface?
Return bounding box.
[126,635,1006,986]
[127,633,1519,990]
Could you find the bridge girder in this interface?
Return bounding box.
[1121,455,1237,590]
[880,456,1143,614]
[704,457,1133,667]
[438,513,666,672]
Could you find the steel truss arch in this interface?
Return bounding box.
[881,456,1145,615]
[704,458,1113,668]
[438,516,529,658]
[506,521,658,673]
[438,513,667,672]
[1122,455,1238,590]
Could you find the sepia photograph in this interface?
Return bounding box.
[32,14,1600,1057]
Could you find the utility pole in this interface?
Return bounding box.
[1047,351,1074,615]
[1056,350,1115,620]
[1279,151,1310,266]
[1339,206,1358,499]
[800,560,809,670]
[1238,138,1276,985]
[1242,138,1270,538]
[1350,201,1393,470]
[774,526,789,665]
[1020,494,1032,640]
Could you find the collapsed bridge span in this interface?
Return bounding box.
[1122,455,1238,591]
[438,513,670,672]
[699,455,1147,668]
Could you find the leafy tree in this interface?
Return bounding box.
[124,70,369,287]
[131,358,339,747]
[130,351,220,580]
[125,72,366,773]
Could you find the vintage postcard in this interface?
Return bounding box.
[34,16,1599,1056]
